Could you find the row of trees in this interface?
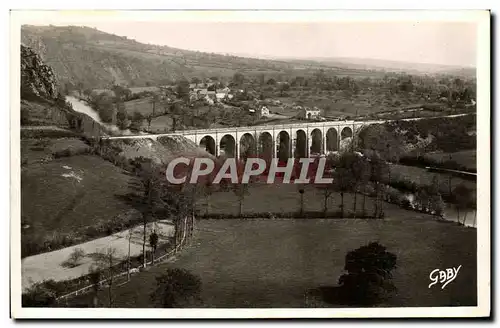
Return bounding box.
[313,152,388,218]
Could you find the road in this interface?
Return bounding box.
[21,220,174,291]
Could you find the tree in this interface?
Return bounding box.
[333,153,356,218]
[116,102,129,130]
[22,281,58,307]
[316,180,335,216]
[150,94,160,117]
[149,231,159,264]
[279,83,290,97]
[112,85,132,101]
[88,265,101,307]
[83,88,93,101]
[233,183,249,216]
[232,72,245,86]
[124,157,197,266]
[350,154,370,218]
[150,268,202,307]
[98,103,115,124]
[258,73,265,86]
[130,111,144,131]
[266,78,276,85]
[425,176,445,218]
[338,242,397,306]
[64,247,85,268]
[298,187,305,216]
[358,125,404,163]
[453,184,473,225]
[91,247,117,307]
[134,159,160,268]
[63,82,75,95]
[176,80,190,101]
[369,154,389,218]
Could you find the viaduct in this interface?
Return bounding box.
[104,120,382,161]
[103,113,472,161]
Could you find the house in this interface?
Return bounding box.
[300,107,322,120]
[206,91,216,100]
[258,106,270,118]
[216,92,228,101]
[204,95,215,105]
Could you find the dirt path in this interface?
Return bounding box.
[21,220,174,291]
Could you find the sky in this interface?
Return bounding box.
[86,21,477,67]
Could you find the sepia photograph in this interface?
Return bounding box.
[10,10,490,319]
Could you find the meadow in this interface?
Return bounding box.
[69,214,476,308]
[424,150,477,172]
[21,154,137,257]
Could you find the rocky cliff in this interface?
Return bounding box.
[21,44,58,100]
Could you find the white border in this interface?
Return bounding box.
[9,10,491,319]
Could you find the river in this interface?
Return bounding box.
[65,95,134,135]
[404,193,476,227]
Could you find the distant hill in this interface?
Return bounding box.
[283,56,476,78]
[21,25,305,89]
[21,25,476,90]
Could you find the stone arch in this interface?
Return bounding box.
[310,128,323,155]
[239,133,257,160]
[277,131,290,162]
[326,128,339,152]
[294,129,307,158]
[199,135,216,155]
[341,126,353,140]
[219,134,236,158]
[258,132,273,161]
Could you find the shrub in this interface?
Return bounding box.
[63,248,86,268]
[22,281,58,307]
[150,268,202,307]
[337,242,397,306]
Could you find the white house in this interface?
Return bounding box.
[300,107,322,120]
[259,106,270,118]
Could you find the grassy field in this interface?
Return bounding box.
[199,183,379,216]
[21,154,136,255]
[21,138,90,165]
[390,164,476,194]
[123,98,165,116]
[424,150,477,171]
[70,214,476,308]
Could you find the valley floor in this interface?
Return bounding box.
[68,212,477,308]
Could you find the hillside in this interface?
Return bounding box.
[22,25,450,90]
[21,25,303,89]
[19,44,211,258]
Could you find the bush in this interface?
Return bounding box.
[337,242,397,306]
[22,281,59,307]
[150,268,202,307]
[63,248,86,268]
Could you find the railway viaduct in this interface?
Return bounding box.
[105,119,384,161]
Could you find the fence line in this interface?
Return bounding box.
[56,228,190,302]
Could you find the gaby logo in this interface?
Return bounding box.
[428,265,462,289]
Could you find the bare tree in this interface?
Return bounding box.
[92,247,117,307]
[233,184,249,216]
[453,183,473,225]
[349,154,370,219]
[149,231,159,265]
